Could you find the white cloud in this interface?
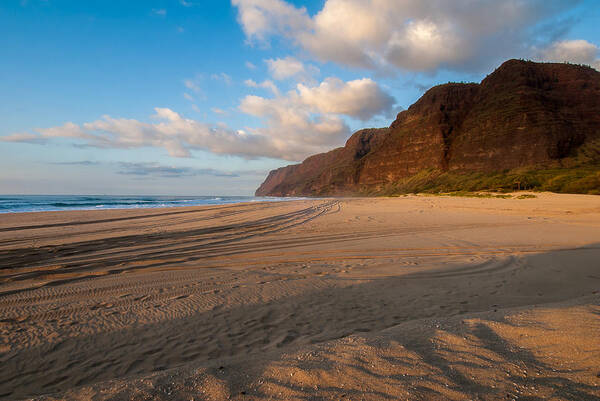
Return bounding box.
[0,107,333,161]
[2,109,275,159]
[538,39,600,70]
[297,77,395,120]
[239,94,350,159]
[211,107,228,115]
[183,93,194,101]
[265,56,319,82]
[244,78,280,95]
[238,76,395,159]
[38,122,89,138]
[117,162,245,178]
[245,61,257,69]
[242,76,394,120]
[1,133,46,144]
[184,78,201,93]
[231,0,311,42]
[151,8,166,16]
[211,72,233,85]
[232,0,578,73]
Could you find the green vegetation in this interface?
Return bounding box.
[416,192,539,199]
[422,191,513,199]
[371,164,600,196]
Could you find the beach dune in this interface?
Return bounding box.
[1,194,599,400]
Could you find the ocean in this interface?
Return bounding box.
[0,195,305,214]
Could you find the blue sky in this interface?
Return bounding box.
[1,0,599,195]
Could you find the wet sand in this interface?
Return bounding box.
[0,194,599,400]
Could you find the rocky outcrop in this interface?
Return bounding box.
[256,60,600,196]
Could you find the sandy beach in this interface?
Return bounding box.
[1,194,599,400]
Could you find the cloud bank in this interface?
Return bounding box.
[3,109,277,159]
[266,56,319,82]
[233,0,581,73]
[117,162,265,178]
[239,76,395,159]
[537,39,600,70]
[3,77,395,162]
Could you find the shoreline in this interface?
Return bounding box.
[0,195,313,215]
[2,190,597,217]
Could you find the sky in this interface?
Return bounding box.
[1,0,599,195]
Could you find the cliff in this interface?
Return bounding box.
[256,60,600,196]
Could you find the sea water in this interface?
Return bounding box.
[0,195,306,213]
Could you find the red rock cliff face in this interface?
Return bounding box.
[256,60,600,196]
[256,128,388,196]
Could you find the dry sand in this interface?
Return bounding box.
[0,193,599,400]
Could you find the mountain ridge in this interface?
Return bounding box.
[256,59,600,196]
